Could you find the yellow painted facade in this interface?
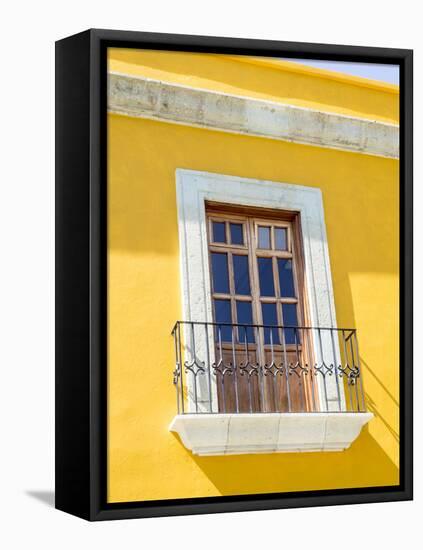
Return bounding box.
[107,49,399,503]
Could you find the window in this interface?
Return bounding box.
[171,170,372,455]
[206,204,313,413]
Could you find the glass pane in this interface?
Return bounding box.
[261,302,280,344]
[275,227,287,250]
[214,299,232,342]
[233,255,250,295]
[258,257,275,296]
[282,303,298,345]
[212,221,226,243]
[230,223,244,245]
[236,301,255,343]
[277,259,296,297]
[258,226,271,249]
[211,252,229,293]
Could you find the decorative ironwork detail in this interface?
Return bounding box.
[184,357,206,377]
[239,361,261,379]
[289,362,308,378]
[171,322,367,414]
[173,363,181,385]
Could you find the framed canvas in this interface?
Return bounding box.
[55,28,413,521]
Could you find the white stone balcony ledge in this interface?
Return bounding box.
[170,412,373,456]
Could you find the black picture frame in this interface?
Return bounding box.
[55,28,413,521]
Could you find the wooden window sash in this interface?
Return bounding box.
[253,218,292,253]
[208,213,248,250]
[206,207,307,336]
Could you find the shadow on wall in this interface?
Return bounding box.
[167,263,400,494]
[171,428,399,496]
[363,355,400,445]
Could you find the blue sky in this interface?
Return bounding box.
[281,58,399,85]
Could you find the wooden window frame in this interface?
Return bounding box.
[206,202,310,353]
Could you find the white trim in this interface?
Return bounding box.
[108,71,399,159]
[170,413,373,455]
[175,169,345,413]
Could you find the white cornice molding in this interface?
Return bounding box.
[108,71,399,159]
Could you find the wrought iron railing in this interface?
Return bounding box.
[171,321,366,415]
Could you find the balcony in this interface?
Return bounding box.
[169,321,373,455]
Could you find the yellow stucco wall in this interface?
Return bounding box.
[107,49,399,503]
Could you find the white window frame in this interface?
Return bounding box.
[175,168,346,413]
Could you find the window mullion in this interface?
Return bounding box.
[247,217,266,367]
[247,217,260,325]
